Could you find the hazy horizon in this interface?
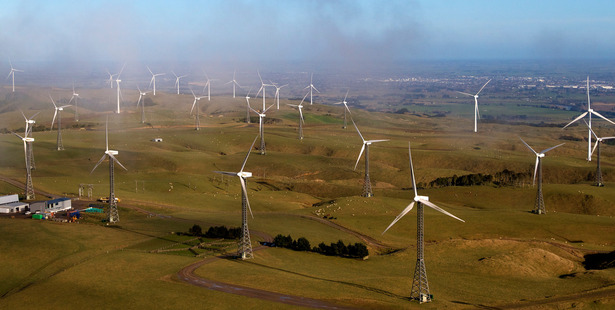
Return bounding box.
[2,0,615,67]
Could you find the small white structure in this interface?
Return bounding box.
[152,138,163,142]
[0,194,19,205]
[0,195,27,213]
[0,202,29,213]
[29,198,72,213]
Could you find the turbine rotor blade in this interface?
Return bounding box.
[90,154,107,174]
[475,79,491,96]
[562,112,588,129]
[519,137,538,155]
[213,171,238,176]
[408,143,418,197]
[351,118,364,142]
[420,199,465,222]
[299,107,304,123]
[354,144,366,171]
[533,157,539,186]
[583,119,598,139]
[540,143,564,154]
[457,91,474,97]
[51,109,58,130]
[108,153,127,171]
[590,110,615,125]
[240,135,259,173]
[382,202,415,235]
[239,177,254,219]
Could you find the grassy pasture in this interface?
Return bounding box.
[1,85,615,309]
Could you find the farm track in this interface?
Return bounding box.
[0,175,58,199]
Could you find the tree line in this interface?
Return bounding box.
[428,169,531,188]
[185,224,241,239]
[273,234,369,259]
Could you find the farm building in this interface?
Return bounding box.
[0,194,19,205]
[0,202,29,213]
[29,198,72,213]
[0,194,28,213]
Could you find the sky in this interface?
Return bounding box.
[1,0,615,66]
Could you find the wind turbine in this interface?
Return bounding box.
[585,120,615,186]
[270,82,287,109]
[7,60,23,92]
[68,83,80,121]
[225,70,241,98]
[147,66,165,96]
[382,143,465,303]
[352,118,388,197]
[562,76,615,161]
[12,131,35,200]
[91,119,127,224]
[304,73,319,105]
[105,69,117,88]
[115,64,125,114]
[190,88,207,130]
[136,85,151,124]
[50,95,71,151]
[21,111,39,170]
[256,70,272,110]
[287,92,308,140]
[244,89,252,124]
[248,92,275,155]
[457,79,491,133]
[519,138,564,214]
[333,90,351,129]
[202,72,214,101]
[172,71,187,95]
[214,135,259,259]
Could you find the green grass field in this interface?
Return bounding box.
[1,85,615,309]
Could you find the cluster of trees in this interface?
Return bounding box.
[186,224,241,239]
[273,234,369,259]
[429,173,493,188]
[429,169,531,188]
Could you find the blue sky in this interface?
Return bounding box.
[1,0,614,64]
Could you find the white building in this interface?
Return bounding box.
[0,194,19,205]
[29,198,72,214]
[0,202,29,213]
[0,194,28,213]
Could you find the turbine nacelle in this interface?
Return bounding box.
[106,150,119,156]
[238,172,252,178]
[414,195,429,202]
[537,153,545,158]
[23,137,34,142]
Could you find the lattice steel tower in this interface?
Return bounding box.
[214,136,259,260]
[13,132,35,200]
[382,143,465,305]
[56,113,64,150]
[259,116,266,155]
[362,145,373,197]
[595,141,604,187]
[534,157,546,214]
[239,178,253,259]
[108,157,119,223]
[410,202,431,303]
[91,120,127,224]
